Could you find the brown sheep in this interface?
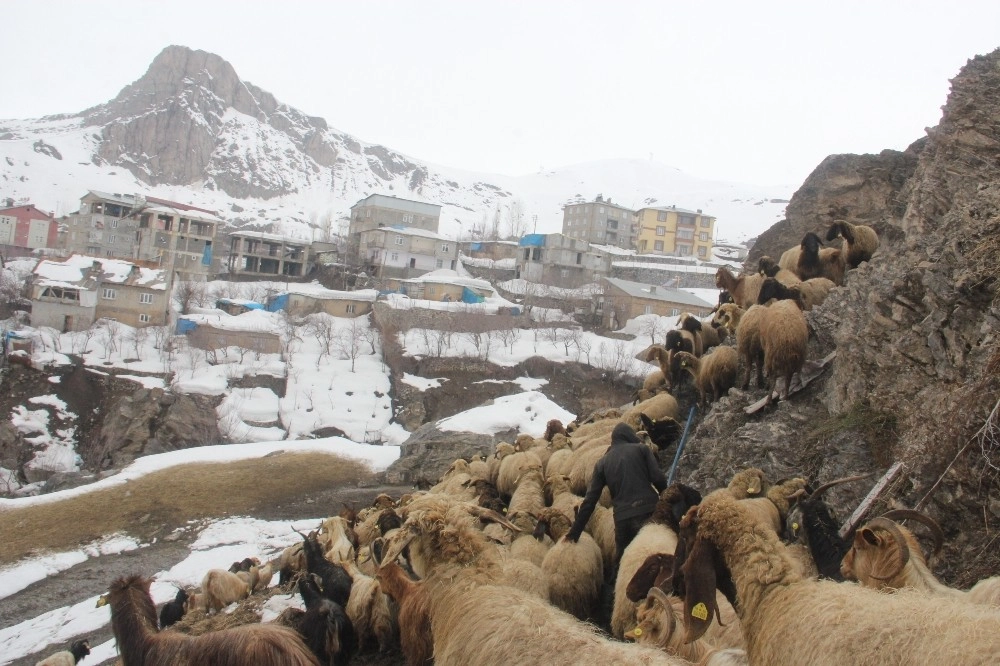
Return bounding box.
[734,304,767,390]
[711,303,744,337]
[673,348,738,408]
[715,267,765,310]
[758,255,801,286]
[826,219,879,268]
[781,232,845,285]
[757,275,836,310]
[759,299,809,406]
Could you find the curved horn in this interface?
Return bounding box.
[378,532,416,570]
[879,509,944,556]
[464,504,522,532]
[291,525,307,539]
[864,517,910,581]
[807,473,871,500]
[647,585,672,608]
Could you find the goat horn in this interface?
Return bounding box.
[647,585,672,608]
[879,509,944,556]
[290,525,307,538]
[378,532,416,570]
[464,504,522,532]
[808,473,871,499]
[865,517,910,581]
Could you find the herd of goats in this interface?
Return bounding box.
[33,220,1000,665]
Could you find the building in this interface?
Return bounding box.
[599,276,713,330]
[634,205,716,260]
[516,233,612,288]
[383,270,496,303]
[227,230,310,278]
[30,254,170,331]
[561,195,637,250]
[348,194,441,251]
[0,203,58,257]
[357,225,457,280]
[267,287,378,318]
[59,191,222,281]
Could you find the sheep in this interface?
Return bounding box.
[784,474,870,580]
[725,468,770,500]
[585,501,618,572]
[712,303,744,337]
[507,466,546,528]
[627,587,745,663]
[496,449,543,498]
[341,559,396,652]
[757,255,800,286]
[487,441,516,485]
[623,392,680,433]
[249,561,274,593]
[636,368,668,402]
[715,267,765,310]
[298,573,358,666]
[373,560,432,666]
[782,231,845,285]
[841,509,1000,606]
[96,575,320,665]
[319,516,357,563]
[540,529,604,620]
[34,639,91,666]
[544,418,567,441]
[510,514,554,567]
[671,489,1000,665]
[544,473,580,522]
[637,413,683,453]
[673,347,738,408]
[611,484,702,639]
[758,298,808,406]
[734,304,767,390]
[200,569,250,613]
[677,313,706,356]
[734,477,808,536]
[756,275,835,311]
[468,455,489,481]
[826,219,879,268]
[297,528,353,607]
[158,588,188,629]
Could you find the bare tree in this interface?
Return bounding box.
[333,317,366,371]
[130,325,150,360]
[360,317,379,355]
[465,328,496,361]
[496,319,522,353]
[505,198,529,239]
[75,324,97,355]
[560,327,583,356]
[597,339,640,385]
[175,281,208,315]
[639,316,666,345]
[576,333,593,364]
[306,314,336,368]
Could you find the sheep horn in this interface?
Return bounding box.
[464,504,522,532]
[647,585,672,608]
[864,517,910,581]
[879,509,944,556]
[807,473,871,500]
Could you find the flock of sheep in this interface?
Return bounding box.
[41,218,1000,665]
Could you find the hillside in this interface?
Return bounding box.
[0,45,788,241]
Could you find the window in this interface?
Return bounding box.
[109,235,116,243]
[607,219,618,230]
[401,213,413,223]
[441,244,449,253]
[644,305,653,315]
[677,229,694,240]
[139,313,151,323]
[701,217,711,227]
[394,236,404,245]
[436,259,443,268]
[654,240,664,252]
[111,219,119,228]
[576,252,582,265]
[670,308,679,316]
[699,232,709,241]
[656,226,666,236]
[366,210,371,218]
[346,304,356,314]
[105,249,114,257]
[698,247,707,257]
[102,288,116,300]
[657,211,667,222]
[599,207,605,214]
[391,252,399,261]
[139,293,153,304]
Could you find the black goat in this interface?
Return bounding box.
[297,528,353,606]
[376,509,402,536]
[158,587,189,629]
[784,474,869,580]
[298,573,357,666]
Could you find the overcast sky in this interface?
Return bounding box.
[3,1,998,187]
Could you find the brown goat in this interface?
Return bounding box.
[374,560,432,666]
[97,575,320,665]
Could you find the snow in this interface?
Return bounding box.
[402,373,446,390]
[437,391,575,437]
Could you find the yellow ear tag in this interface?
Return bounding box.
[691,602,709,621]
[792,522,799,531]
[633,627,642,637]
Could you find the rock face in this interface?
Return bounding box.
[681,49,1000,587]
[383,422,505,485]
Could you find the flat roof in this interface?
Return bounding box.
[351,194,442,216]
[603,276,712,308]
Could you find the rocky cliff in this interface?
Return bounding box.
[682,49,1000,586]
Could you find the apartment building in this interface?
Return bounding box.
[227,230,310,278]
[516,233,610,288]
[357,225,457,280]
[634,205,716,259]
[0,203,57,257]
[30,254,170,331]
[59,191,222,281]
[561,195,637,250]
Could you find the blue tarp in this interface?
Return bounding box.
[461,287,485,304]
[519,234,545,247]
[469,242,483,251]
[202,243,213,266]
[266,294,289,312]
[176,318,198,335]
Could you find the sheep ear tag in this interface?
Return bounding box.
[690,602,709,621]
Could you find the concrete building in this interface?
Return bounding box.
[30,254,170,331]
[227,230,310,278]
[561,195,637,250]
[357,225,457,280]
[634,205,716,260]
[348,194,441,251]
[0,203,58,258]
[59,191,222,281]
[599,276,713,330]
[267,287,378,318]
[516,233,616,288]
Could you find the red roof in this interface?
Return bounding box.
[0,204,54,221]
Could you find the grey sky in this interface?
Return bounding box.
[3,1,998,186]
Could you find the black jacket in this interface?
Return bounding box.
[567,423,668,540]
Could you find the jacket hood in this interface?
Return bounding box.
[611,422,641,445]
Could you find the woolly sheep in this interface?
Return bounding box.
[725,468,770,500]
[782,232,845,285]
[674,347,738,408]
[496,450,543,498]
[758,299,809,406]
[510,518,554,567]
[623,392,680,432]
[507,466,546,528]
[712,303,744,337]
[734,304,767,390]
[757,255,800,287]
[715,267,765,310]
[826,219,879,268]
[34,639,90,666]
[673,489,1000,665]
[757,275,835,311]
[541,531,604,620]
[487,442,516,485]
[627,587,745,663]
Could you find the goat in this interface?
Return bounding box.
[318,516,357,563]
[34,639,90,666]
[672,490,1000,665]
[298,573,358,666]
[158,587,188,629]
[784,474,870,580]
[841,509,1000,606]
[374,559,432,666]
[340,559,396,653]
[296,528,353,607]
[97,575,319,665]
[826,219,878,268]
[200,569,250,613]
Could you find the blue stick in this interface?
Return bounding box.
[667,405,698,485]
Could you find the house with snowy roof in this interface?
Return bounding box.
[30,255,170,331]
[357,225,458,280]
[266,286,378,317]
[383,270,496,303]
[0,202,58,258]
[599,276,713,330]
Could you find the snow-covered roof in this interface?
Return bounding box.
[84,191,224,223]
[603,277,713,308]
[228,229,310,244]
[351,194,442,215]
[284,287,378,302]
[612,259,733,275]
[589,243,637,257]
[401,269,494,292]
[179,309,283,333]
[379,225,446,240]
[636,204,712,217]
[32,254,167,290]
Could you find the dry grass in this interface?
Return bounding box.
[0,452,373,564]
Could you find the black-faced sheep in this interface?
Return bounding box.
[841,509,1000,606]
[757,255,800,286]
[715,267,765,310]
[734,304,767,390]
[158,587,188,629]
[97,575,320,666]
[712,303,744,338]
[672,490,1000,665]
[826,219,879,268]
[780,231,845,285]
[757,275,836,311]
[758,299,808,406]
[673,347,738,408]
[34,639,91,666]
[623,392,680,433]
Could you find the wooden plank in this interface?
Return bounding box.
[838,461,905,540]
[744,351,837,414]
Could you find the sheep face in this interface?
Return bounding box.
[638,413,681,451]
[626,553,676,603]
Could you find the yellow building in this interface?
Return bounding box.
[634,205,715,260]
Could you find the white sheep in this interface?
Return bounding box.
[541,531,604,620]
[34,639,90,666]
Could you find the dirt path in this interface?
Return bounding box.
[3,481,411,666]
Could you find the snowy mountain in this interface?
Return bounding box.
[0,45,790,243]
